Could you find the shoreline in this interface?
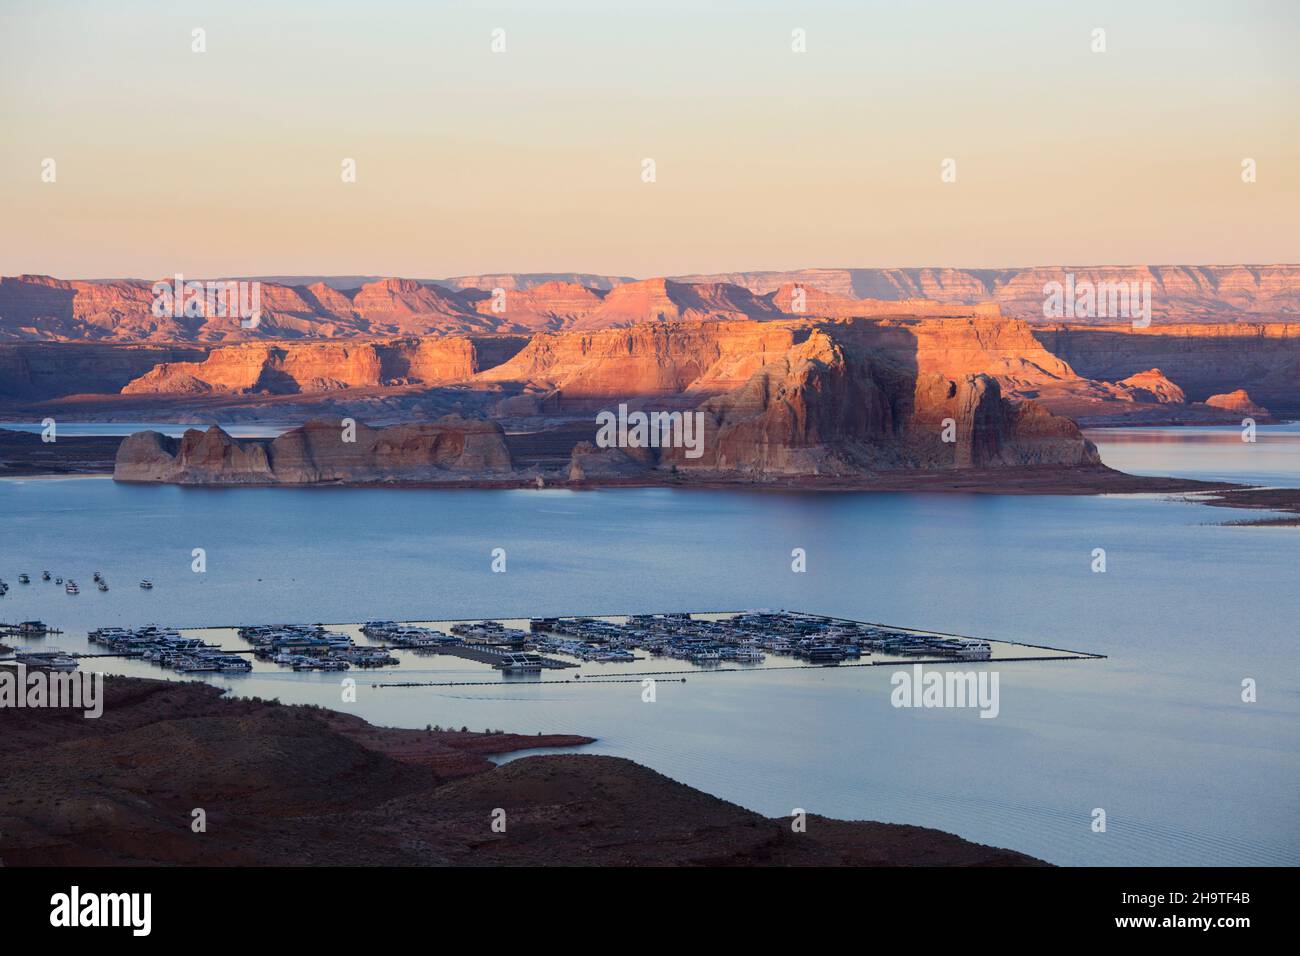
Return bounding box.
[7,425,1296,524]
[107,464,1241,496]
[1186,486,1300,526]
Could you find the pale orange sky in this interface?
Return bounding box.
[2,0,1297,278]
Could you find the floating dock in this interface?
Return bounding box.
[13,611,1104,685]
[143,610,1103,684]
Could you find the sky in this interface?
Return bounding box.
[1,0,1297,278]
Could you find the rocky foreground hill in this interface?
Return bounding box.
[0,677,1045,866]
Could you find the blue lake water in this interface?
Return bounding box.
[1084,421,1300,488]
[1,425,1297,866]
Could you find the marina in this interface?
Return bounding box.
[5,611,1102,684]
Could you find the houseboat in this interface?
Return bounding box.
[492,653,545,673]
[15,651,78,671]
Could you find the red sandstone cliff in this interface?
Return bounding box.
[114,418,513,484]
[674,265,1300,322]
[658,331,1099,476]
[6,266,1300,345]
[117,336,529,395]
[475,320,804,400]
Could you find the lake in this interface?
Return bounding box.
[1,424,1297,866]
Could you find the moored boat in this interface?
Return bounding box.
[15,651,78,671]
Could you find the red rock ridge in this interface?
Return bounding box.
[475,320,804,400]
[114,418,513,484]
[119,337,529,395]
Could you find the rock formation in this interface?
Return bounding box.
[5,266,1300,345]
[566,278,781,329]
[674,265,1300,323]
[1033,322,1300,414]
[8,267,1298,465]
[114,418,513,484]
[1204,389,1272,419]
[1107,369,1187,404]
[476,320,805,400]
[659,331,1099,476]
[0,342,207,399]
[567,441,654,482]
[118,337,528,395]
[472,280,607,329]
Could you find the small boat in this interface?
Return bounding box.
[92,571,102,582]
[55,577,63,585]
[41,571,51,581]
[139,580,154,590]
[65,581,79,595]
[97,581,109,592]
[18,574,30,584]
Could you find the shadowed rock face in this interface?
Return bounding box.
[114,417,513,484]
[1034,322,1300,413]
[660,331,1099,475]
